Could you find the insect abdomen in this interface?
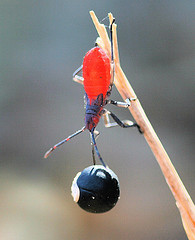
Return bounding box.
[83,47,111,99]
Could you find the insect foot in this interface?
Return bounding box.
[71,165,120,213]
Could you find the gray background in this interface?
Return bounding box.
[1,1,194,239]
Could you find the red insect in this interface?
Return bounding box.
[44,19,141,167]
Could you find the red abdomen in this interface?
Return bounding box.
[83,47,111,100]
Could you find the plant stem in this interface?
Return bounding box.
[90,10,195,239]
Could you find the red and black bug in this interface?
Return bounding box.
[44,19,141,167]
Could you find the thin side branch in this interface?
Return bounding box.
[90,10,195,239]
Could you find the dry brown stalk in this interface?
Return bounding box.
[89,10,195,239]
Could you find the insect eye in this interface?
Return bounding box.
[71,165,120,213]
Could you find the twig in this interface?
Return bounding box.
[90,10,195,239]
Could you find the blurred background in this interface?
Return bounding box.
[0,1,194,239]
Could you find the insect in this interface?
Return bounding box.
[44,19,141,167]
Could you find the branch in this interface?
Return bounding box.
[90,10,195,239]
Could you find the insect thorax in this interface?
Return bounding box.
[84,93,105,131]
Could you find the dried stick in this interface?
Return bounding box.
[90,11,195,239]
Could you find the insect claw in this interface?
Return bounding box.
[129,97,137,101]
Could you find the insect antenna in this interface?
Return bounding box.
[100,15,109,26]
[110,18,115,63]
[44,126,86,158]
[90,128,107,168]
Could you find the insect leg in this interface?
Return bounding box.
[110,19,115,86]
[103,110,118,128]
[73,65,84,85]
[44,126,86,158]
[103,109,142,133]
[105,98,137,108]
[91,128,107,167]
